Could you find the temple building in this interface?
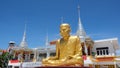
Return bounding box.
[34,6,120,68]
[8,6,120,68]
[93,38,119,68]
[8,25,35,68]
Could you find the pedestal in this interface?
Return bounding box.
[35,66,92,68]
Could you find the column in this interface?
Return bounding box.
[36,52,39,61]
[104,49,106,55]
[102,50,104,55]
[47,50,50,58]
[28,53,30,60]
[33,48,37,62]
[25,54,27,61]
[84,42,88,55]
[99,50,100,55]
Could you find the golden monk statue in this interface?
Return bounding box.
[42,23,83,66]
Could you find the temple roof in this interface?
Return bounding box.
[9,41,15,44]
[76,6,87,42]
[19,24,28,48]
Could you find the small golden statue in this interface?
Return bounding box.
[42,23,84,66]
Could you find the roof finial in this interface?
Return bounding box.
[76,5,86,40]
[77,5,83,30]
[19,22,28,48]
[78,5,80,20]
[23,23,26,41]
[45,32,49,48]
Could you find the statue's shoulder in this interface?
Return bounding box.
[70,36,79,39]
[56,39,62,45]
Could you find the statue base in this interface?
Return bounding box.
[36,66,92,68]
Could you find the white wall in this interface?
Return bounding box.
[92,41,115,56]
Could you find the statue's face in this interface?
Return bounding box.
[60,24,70,37]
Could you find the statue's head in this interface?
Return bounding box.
[60,23,71,37]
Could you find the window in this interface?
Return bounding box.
[30,54,34,59]
[50,53,56,56]
[97,50,99,55]
[14,66,19,68]
[100,50,102,55]
[103,50,105,55]
[39,53,47,58]
[96,47,109,55]
[106,49,109,55]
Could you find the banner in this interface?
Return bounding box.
[22,62,42,67]
[10,60,19,63]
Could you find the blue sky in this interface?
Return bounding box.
[0,0,120,51]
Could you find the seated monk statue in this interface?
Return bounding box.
[42,23,84,66]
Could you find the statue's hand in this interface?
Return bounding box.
[67,55,73,59]
[42,58,48,63]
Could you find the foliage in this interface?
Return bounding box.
[0,52,13,68]
[92,52,96,56]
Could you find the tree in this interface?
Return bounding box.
[0,52,13,68]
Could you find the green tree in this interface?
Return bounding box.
[0,52,13,68]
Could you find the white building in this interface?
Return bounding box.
[93,38,119,56]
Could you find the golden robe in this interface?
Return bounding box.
[42,36,83,66]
